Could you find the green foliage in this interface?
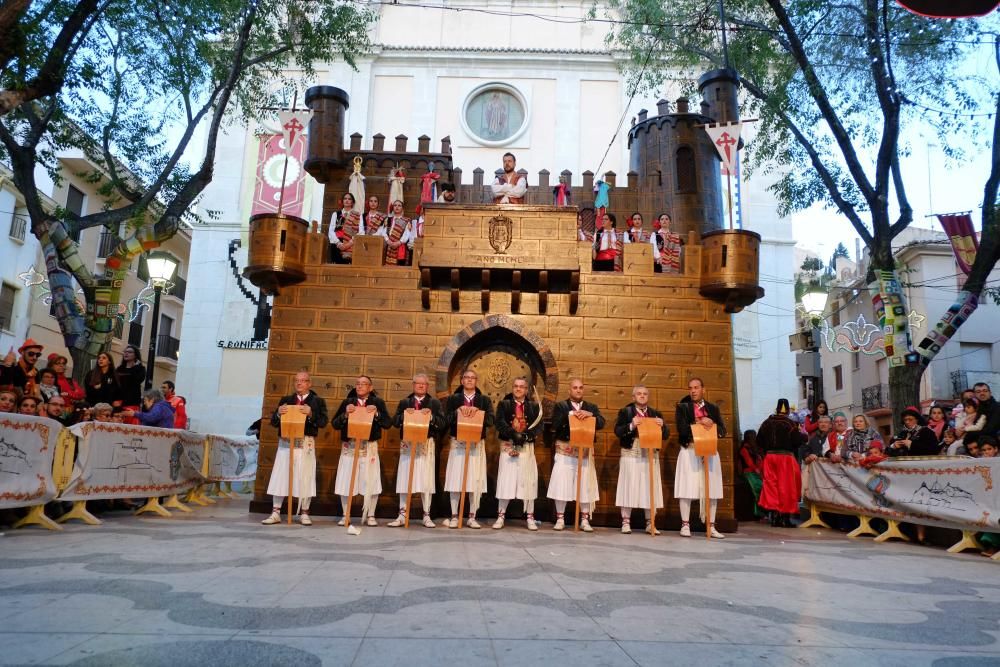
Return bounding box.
[2,0,374,223]
[599,0,997,245]
[0,0,375,356]
[800,256,823,272]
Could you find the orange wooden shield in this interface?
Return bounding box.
[636,418,662,450]
[456,407,485,444]
[347,405,376,442]
[569,415,597,448]
[402,408,432,444]
[692,423,718,457]
[281,406,307,441]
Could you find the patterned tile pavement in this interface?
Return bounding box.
[1,497,998,666]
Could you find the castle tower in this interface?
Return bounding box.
[626,97,725,238]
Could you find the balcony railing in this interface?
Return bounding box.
[156,334,180,360]
[8,213,27,242]
[862,383,889,411]
[164,275,186,301]
[951,370,1000,397]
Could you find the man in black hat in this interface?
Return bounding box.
[436,182,457,203]
[757,398,807,527]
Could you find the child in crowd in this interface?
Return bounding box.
[858,443,887,467]
[941,428,962,456]
[955,398,985,440]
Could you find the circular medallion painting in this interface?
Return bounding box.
[462,84,528,146]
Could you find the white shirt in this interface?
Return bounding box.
[490,172,527,203]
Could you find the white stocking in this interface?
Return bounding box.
[679,498,692,522]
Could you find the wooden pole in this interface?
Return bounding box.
[704,455,712,540]
[458,440,472,528]
[726,171,735,230]
[287,439,295,525]
[575,446,584,533]
[345,440,361,529]
[404,441,417,528]
[647,447,656,536]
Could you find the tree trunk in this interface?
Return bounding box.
[887,364,924,432]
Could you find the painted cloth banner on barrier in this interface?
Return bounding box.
[62,422,203,501]
[0,414,61,509]
[805,458,1000,532]
[207,435,258,481]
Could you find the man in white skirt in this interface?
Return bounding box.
[674,377,727,539]
[548,378,604,532]
[613,385,669,534]
[443,369,494,528]
[388,373,443,528]
[493,377,542,530]
[330,376,392,533]
[262,369,329,526]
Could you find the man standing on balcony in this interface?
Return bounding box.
[161,380,188,429]
[490,152,527,204]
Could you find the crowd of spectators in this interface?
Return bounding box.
[0,338,189,429]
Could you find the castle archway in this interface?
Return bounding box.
[434,314,558,418]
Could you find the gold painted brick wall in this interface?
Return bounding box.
[254,228,737,528]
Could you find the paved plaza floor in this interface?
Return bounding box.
[1,497,999,667]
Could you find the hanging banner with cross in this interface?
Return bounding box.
[277,111,311,157]
[703,121,742,173]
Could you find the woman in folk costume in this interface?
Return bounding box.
[625,212,665,272]
[388,373,444,528]
[377,200,413,266]
[262,370,329,526]
[674,377,727,538]
[328,192,363,264]
[363,195,384,233]
[756,399,807,527]
[443,369,495,528]
[493,377,543,531]
[655,213,683,274]
[548,378,604,532]
[592,212,620,272]
[614,385,669,534]
[330,375,392,534]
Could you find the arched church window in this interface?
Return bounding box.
[676,146,696,193]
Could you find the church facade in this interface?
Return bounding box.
[175,2,797,522]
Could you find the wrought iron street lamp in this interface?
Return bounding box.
[143,251,178,390]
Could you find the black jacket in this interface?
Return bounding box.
[270,390,329,438]
[675,395,726,448]
[444,387,494,440]
[495,393,542,446]
[85,369,120,406]
[757,414,806,454]
[887,426,940,457]
[392,393,444,438]
[551,399,605,443]
[799,430,831,462]
[614,403,669,449]
[115,363,146,407]
[331,390,392,441]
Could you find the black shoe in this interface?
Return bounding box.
[770,512,780,527]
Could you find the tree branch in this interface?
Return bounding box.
[0,0,106,116]
[739,74,875,249]
[764,0,878,206]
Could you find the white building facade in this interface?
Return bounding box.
[176,0,797,434]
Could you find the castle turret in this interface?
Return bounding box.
[304,85,350,183]
[626,96,725,238]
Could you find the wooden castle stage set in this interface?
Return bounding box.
[245,72,765,530]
